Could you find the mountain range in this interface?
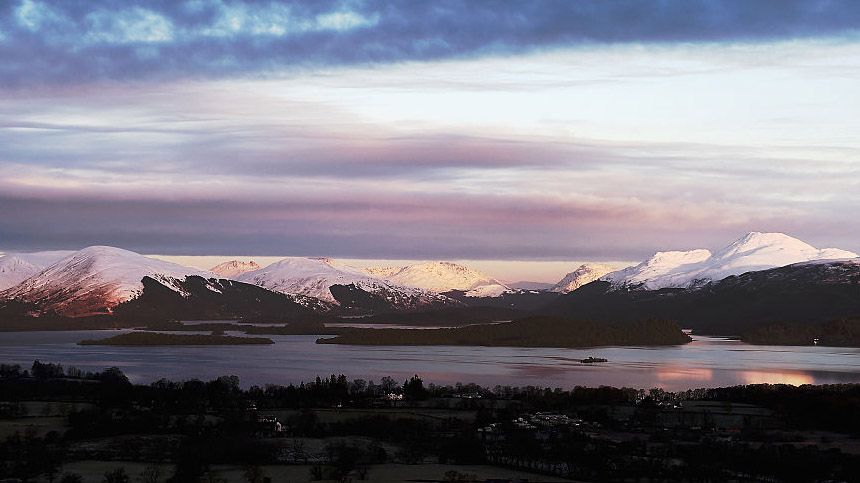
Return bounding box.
[0,250,487,318]
[1,232,858,334]
[364,261,510,296]
[602,232,857,290]
[236,257,454,310]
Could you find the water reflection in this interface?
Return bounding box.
[0,332,858,390]
[741,370,815,386]
[656,367,713,383]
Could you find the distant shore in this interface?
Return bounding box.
[78,332,274,346]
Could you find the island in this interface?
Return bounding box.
[742,318,860,347]
[317,316,691,348]
[78,332,275,346]
[243,320,335,335]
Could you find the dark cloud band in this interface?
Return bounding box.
[2,0,860,86]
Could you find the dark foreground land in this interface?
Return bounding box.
[2,361,860,482]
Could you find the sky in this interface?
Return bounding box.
[1,0,860,282]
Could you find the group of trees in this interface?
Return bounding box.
[2,361,130,385]
[743,317,860,346]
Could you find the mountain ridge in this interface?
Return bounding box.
[602,232,857,290]
[364,260,510,296]
[237,257,455,310]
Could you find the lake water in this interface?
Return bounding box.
[1,331,859,391]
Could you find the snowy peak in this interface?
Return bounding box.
[603,232,858,290]
[210,260,261,278]
[551,263,618,293]
[1,246,213,317]
[716,232,813,257]
[712,232,856,265]
[0,250,76,291]
[238,257,450,308]
[366,261,508,294]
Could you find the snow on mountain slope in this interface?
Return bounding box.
[0,257,42,292]
[210,260,261,278]
[0,250,76,291]
[363,266,402,279]
[0,246,214,317]
[604,249,713,290]
[239,257,450,307]
[365,261,511,296]
[603,232,858,290]
[551,263,619,293]
[463,283,511,297]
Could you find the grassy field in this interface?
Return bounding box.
[266,407,479,424]
[0,401,94,438]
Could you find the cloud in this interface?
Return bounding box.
[1,0,860,86]
[2,67,859,259]
[0,187,803,259]
[85,7,174,44]
[2,32,859,261]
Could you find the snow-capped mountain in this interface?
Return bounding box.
[365,261,510,297]
[239,257,453,308]
[210,260,261,278]
[0,251,75,291]
[603,232,858,290]
[547,257,860,335]
[551,263,619,293]
[0,246,214,317]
